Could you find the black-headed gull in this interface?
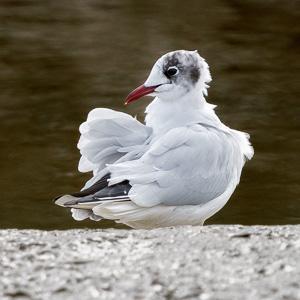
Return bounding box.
[55,50,254,229]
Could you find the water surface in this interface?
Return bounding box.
[0,0,299,229]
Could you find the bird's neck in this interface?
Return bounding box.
[145,88,223,136]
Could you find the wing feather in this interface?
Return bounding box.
[108,125,243,207]
[77,108,152,185]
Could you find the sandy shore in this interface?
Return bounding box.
[1,225,300,300]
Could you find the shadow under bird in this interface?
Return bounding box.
[55,50,254,229]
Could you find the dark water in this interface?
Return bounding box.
[0,0,299,229]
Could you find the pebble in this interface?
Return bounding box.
[0,225,299,300]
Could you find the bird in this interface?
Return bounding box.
[55,50,254,229]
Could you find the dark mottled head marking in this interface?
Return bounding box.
[162,51,200,86]
[163,53,181,78]
[190,66,200,83]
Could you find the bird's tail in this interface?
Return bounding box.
[54,173,131,220]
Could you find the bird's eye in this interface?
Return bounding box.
[165,66,179,77]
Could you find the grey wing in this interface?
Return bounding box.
[55,108,152,220]
[108,125,243,207]
[77,108,152,189]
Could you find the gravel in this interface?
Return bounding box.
[1,225,300,300]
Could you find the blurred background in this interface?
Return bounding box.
[0,0,299,229]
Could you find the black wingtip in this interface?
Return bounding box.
[53,174,111,205]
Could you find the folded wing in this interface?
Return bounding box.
[107,124,244,208]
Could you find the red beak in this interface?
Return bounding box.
[124,84,160,105]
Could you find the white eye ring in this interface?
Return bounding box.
[166,66,179,77]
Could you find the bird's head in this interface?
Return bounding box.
[125,50,212,105]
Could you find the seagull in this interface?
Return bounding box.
[55,50,254,229]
